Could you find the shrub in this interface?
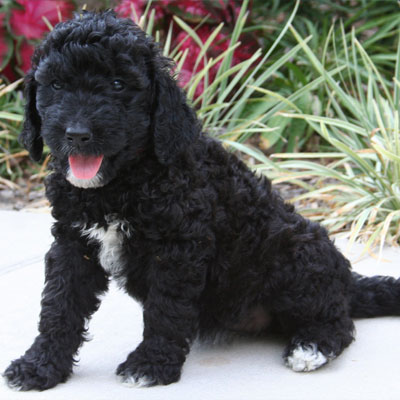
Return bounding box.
[114,0,257,98]
[0,0,74,81]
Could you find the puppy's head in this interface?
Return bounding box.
[21,10,200,188]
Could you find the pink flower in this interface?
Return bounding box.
[10,0,73,40]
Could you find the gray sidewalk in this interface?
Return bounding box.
[0,209,399,400]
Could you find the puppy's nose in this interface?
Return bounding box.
[66,126,92,145]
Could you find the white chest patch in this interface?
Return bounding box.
[79,217,132,287]
[285,343,330,372]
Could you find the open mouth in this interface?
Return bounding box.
[68,154,104,180]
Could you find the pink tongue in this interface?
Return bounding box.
[69,155,103,180]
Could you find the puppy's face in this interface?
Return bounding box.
[34,43,152,188]
[20,12,200,188]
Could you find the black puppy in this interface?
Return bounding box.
[4,11,400,391]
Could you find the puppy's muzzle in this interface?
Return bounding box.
[66,125,92,147]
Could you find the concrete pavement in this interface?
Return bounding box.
[0,209,399,400]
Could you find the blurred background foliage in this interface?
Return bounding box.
[1,0,400,251]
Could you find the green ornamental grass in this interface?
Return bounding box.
[252,24,400,254]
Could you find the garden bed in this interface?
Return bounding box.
[1,0,400,251]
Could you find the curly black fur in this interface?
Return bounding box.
[4,10,400,390]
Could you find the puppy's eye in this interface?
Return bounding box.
[51,81,63,90]
[112,79,125,91]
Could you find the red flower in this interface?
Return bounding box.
[172,0,210,18]
[17,40,35,73]
[178,67,205,99]
[1,64,16,82]
[0,12,15,80]
[167,0,241,24]
[219,0,242,24]
[115,0,146,21]
[10,0,73,40]
[175,28,208,98]
[0,13,9,67]
[176,25,253,98]
[115,0,165,22]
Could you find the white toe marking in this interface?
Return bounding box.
[286,343,329,372]
[119,374,152,388]
[3,378,22,392]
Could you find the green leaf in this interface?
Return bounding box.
[0,112,23,122]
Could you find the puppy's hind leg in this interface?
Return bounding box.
[283,316,354,372]
[277,269,355,372]
[270,225,356,372]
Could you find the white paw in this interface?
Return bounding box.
[118,373,153,388]
[285,343,330,372]
[2,376,22,392]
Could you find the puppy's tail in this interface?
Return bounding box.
[350,272,400,318]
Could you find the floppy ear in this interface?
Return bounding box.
[151,68,201,165]
[19,71,43,162]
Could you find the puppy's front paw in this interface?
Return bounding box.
[116,349,182,387]
[3,355,69,391]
